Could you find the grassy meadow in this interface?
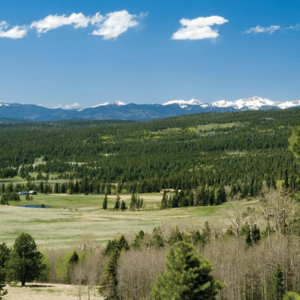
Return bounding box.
[0,191,252,249]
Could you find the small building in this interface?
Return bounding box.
[160,189,175,194]
[18,190,37,195]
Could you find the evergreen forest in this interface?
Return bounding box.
[0,108,299,196]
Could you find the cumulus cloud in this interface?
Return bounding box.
[172,15,228,40]
[244,25,280,34]
[30,12,96,34]
[92,10,140,39]
[65,102,80,109]
[0,21,28,39]
[0,10,143,40]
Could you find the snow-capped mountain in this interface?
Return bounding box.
[209,97,276,110]
[163,96,300,111]
[0,97,299,121]
[0,101,10,107]
[91,101,126,108]
[163,99,203,108]
[276,100,300,109]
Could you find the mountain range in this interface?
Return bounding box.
[0,96,300,121]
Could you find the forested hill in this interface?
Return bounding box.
[0,108,300,194]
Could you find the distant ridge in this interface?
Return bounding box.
[0,97,299,121]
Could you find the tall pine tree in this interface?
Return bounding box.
[151,241,225,300]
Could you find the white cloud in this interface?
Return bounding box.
[92,10,140,39]
[289,24,300,30]
[0,21,8,28]
[244,25,280,34]
[65,102,80,109]
[0,10,143,40]
[90,12,104,25]
[0,21,27,39]
[30,12,96,34]
[172,15,228,40]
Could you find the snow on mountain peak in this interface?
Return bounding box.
[0,101,9,107]
[233,97,275,109]
[92,101,126,108]
[275,100,300,109]
[211,100,234,108]
[210,97,276,110]
[163,99,202,108]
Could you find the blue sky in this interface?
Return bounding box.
[0,0,299,108]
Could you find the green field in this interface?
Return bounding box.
[0,192,248,249]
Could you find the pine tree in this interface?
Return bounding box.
[219,186,227,202]
[168,226,182,245]
[98,235,130,299]
[121,200,127,211]
[270,264,285,300]
[0,243,9,283]
[6,233,46,286]
[129,193,137,210]
[140,198,144,209]
[0,194,8,205]
[103,194,108,210]
[132,230,145,249]
[160,192,168,209]
[98,248,120,300]
[66,251,79,284]
[0,243,9,299]
[113,195,120,210]
[151,241,225,300]
[284,170,289,189]
[137,198,141,209]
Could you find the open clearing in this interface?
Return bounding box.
[5,283,103,300]
[0,193,253,248]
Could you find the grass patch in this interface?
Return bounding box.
[188,122,242,132]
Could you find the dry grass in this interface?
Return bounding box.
[0,193,254,248]
[5,283,103,300]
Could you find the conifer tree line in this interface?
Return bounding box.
[1,172,298,202]
[160,186,227,209]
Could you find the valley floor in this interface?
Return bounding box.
[0,193,249,248]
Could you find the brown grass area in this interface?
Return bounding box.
[6,283,103,300]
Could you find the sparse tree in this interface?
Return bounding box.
[72,255,100,300]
